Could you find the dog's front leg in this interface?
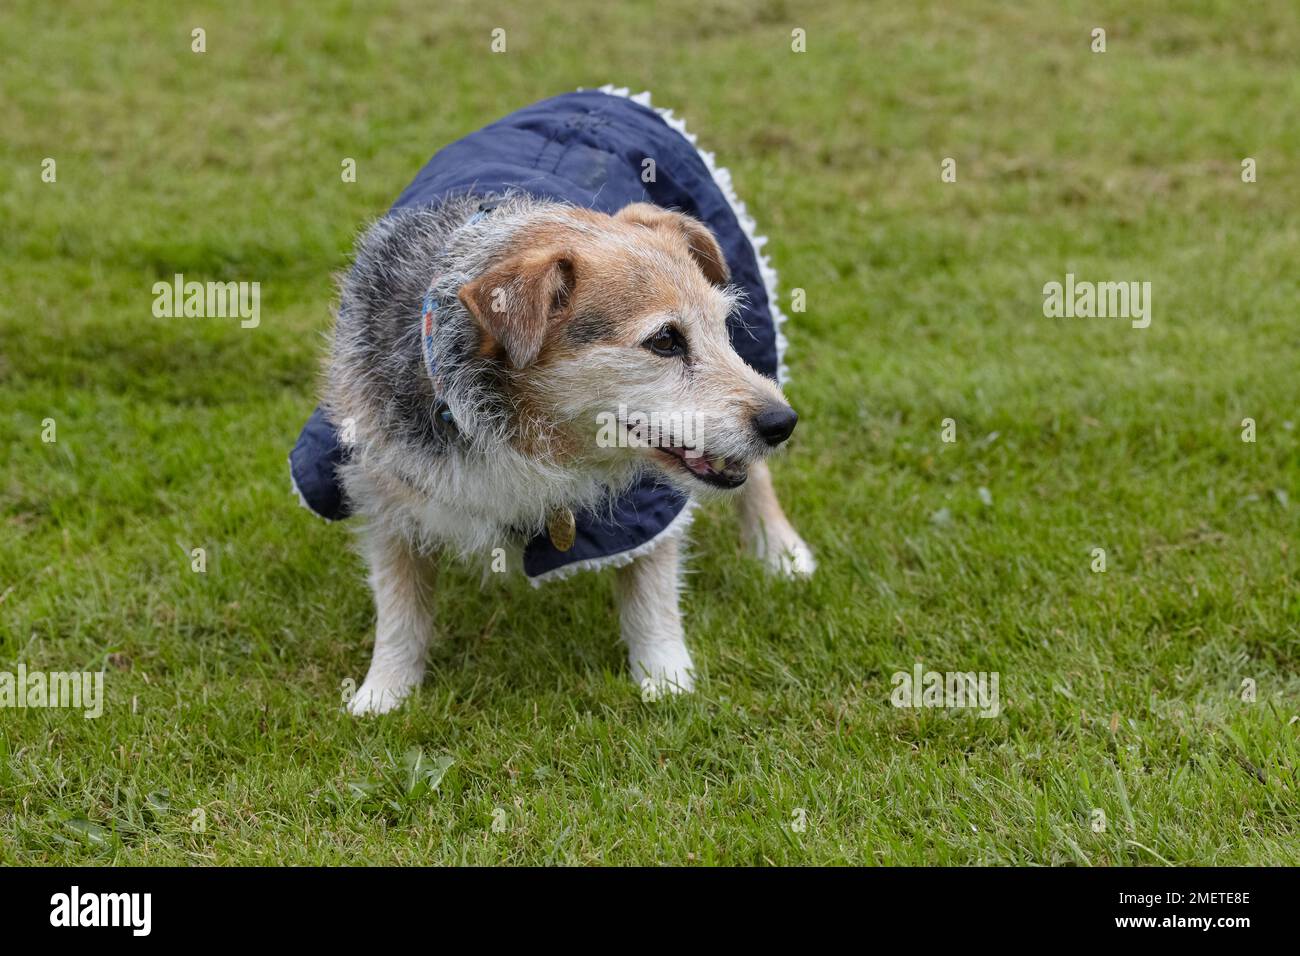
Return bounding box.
[737,460,816,578]
[348,527,438,716]
[615,534,695,694]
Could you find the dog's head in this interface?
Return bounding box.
[457,202,797,495]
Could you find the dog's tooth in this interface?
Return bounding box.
[683,448,703,460]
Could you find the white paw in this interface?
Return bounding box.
[773,538,817,578]
[630,646,696,697]
[754,526,817,579]
[347,676,418,716]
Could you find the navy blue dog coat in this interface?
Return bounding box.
[290,87,790,582]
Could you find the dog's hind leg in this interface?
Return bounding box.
[737,460,816,578]
[348,526,439,716]
[615,533,695,694]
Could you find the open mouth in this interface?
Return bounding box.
[654,446,749,489]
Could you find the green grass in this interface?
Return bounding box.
[2,0,1299,865]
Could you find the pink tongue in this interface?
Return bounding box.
[683,455,714,475]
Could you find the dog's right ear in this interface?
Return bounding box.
[458,248,575,369]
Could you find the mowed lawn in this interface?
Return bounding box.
[2,0,1298,865]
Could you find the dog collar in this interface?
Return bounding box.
[419,290,458,435]
[420,202,498,436]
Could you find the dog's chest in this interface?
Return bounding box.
[354,449,609,557]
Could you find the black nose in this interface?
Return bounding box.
[752,404,798,446]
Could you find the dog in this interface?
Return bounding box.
[291,88,815,715]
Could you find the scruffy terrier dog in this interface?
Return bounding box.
[298,89,814,715]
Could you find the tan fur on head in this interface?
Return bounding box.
[457,203,730,371]
[614,202,730,286]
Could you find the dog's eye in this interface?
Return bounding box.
[644,325,687,359]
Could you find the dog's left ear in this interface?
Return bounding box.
[615,202,730,286]
[458,248,575,368]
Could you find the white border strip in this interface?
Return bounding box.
[596,85,791,384]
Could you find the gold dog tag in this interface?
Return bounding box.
[547,506,576,552]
